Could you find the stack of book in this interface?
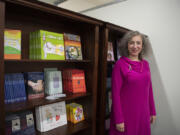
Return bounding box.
[29,30,65,60]
[4,73,26,104]
[62,69,86,93]
[35,101,67,132]
[4,29,21,60]
[5,111,35,135]
[24,72,44,100]
[66,103,84,124]
[106,77,112,115]
[44,68,63,96]
[64,33,83,60]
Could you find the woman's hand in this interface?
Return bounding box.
[116,123,125,132]
[150,115,156,124]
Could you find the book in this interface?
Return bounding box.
[4,73,26,104]
[107,42,114,61]
[24,72,44,100]
[66,103,84,124]
[35,101,67,132]
[4,29,21,59]
[38,30,65,60]
[108,91,112,113]
[116,39,121,60]
[29,30,65,60]
[5,111,35,135]
[45,70,63,96]
[105,118,110,130]
[62,69,86,93]
[64,33,83,60]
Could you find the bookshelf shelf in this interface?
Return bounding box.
[37,121,91,135]
[5,92,91,113]
[4,59,92,63]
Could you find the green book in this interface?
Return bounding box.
[36,30,65,60]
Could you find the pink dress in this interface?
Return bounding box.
[109,56,156,135]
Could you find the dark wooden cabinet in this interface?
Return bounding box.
[97,23,130,135]
[0,0,103,135]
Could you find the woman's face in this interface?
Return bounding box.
[128,35,143,57]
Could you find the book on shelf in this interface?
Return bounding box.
[4,73,26,104]
[35,101,67,132]
[105,118,110,130]
[66,103,85,124]
[24,72,44,100]
[64,33,83,60]
[106,88,112,115]
[107,42,114,61]
[5,111,35,135]
[44,68,63,96]
[29,30,65,60]
[62,69,86,93]
[108,91,112,113]
[116,39,121,60]
[4,29,21,60]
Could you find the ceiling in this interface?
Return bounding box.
[38,0,126,13]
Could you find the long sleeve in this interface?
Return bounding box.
[111,63,124,124]
[149,79,156,115]
[147,61,156,116]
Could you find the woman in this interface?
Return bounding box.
[109,31,156,135]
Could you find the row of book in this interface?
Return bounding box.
[4,29,83,60]
[4,69,86,104]
[6,101,85,134]
[106,77,112,116]
[5,111,35,135]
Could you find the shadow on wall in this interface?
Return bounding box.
[144,38,178,135]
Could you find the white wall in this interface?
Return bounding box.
[83,0,180,134]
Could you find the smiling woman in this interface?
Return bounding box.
[110,31,156,135]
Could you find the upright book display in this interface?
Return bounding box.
[0,0,102,135]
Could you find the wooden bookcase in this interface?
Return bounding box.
[0,0,103,135]
[97,23,130,135]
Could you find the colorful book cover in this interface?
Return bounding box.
[4,29,21,59]
[36,30,65,60]
[107,41,114,61]
[62,69,86,93]
[64,33,83,60]
[24,72,44,100]
[68,103,84,124]
[35,101,67,132]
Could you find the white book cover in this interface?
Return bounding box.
[36,101,67,132]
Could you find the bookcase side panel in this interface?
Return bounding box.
[0,1,5,134]
[97,27,109,135]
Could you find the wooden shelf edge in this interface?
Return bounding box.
[5,0,103,26]
[4,59,91,63]
[5,92,91,113]
[36,120,91,135]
